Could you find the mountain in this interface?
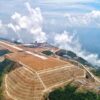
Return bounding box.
[0,40,100,100]
[55,49,93,67]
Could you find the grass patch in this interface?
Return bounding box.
[42,50,53,56]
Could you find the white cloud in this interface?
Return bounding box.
[8,2,47,43]
[64,10,100,27]
[54,31,82,53]
[1,2,100,66]
[8,23,20,32]
[54,31,100,66]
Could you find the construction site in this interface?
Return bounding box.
[0,40,100,100]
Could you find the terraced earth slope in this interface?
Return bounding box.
[0,40,99,100]
[4,53,86,100]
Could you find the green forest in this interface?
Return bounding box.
[91,68,100,77]
[48,85,100,100]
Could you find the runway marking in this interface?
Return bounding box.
[25,51,47,60]
[0,41,23,51]
[0,41,47,60]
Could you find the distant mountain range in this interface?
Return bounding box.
[55,49,94,67]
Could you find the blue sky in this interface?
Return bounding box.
[0,0,100,43]
[0,0,100,18]
[0,0,100,29]
[0,0,100,66]
[0,0,100,39]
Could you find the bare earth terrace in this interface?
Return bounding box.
[0,41,86,100]
[4,52,85,100]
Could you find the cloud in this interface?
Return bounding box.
[7,2,47,43]
[64,10,100,27]
[54,31,100,66]
[54,31,82,53]
[0,2,100,66]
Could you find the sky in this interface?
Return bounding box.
[0,0,100,66]
[0,0,100,26]
[1,0,100,31]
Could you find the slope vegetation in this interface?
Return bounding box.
[0,58,15,99]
